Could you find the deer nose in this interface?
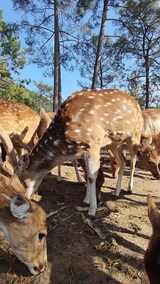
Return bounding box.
[33,264,45,274]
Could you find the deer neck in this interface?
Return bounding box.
[0,209,11,242]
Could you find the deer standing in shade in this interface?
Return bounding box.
[20,89,143,216]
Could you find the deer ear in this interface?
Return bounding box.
[148,195,160,233]
[20,127,29,140]
[10,195,31,219]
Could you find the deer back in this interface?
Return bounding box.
[0,100,40,144]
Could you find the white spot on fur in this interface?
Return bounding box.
[53,139,60,146]
[122,105,128,111]
[87,128,92,132]
[104,103,111,106]
[97,125,101,129]
[80,145,86,149]
[88,96,94,99]
[89,110,95,115]
[100,117,104,121]
[67,144,74,149]
[117,131,124,135]
[116,116,122,120]
[79,108,85,112]
[98,93,103,96]
[74,129,80,133]
[104,113,109,117]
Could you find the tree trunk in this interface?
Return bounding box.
[99,59,104,88]
[58,30,62,107]
[53,0,61,112]
[145,53,150,109]
[91,0,109,89]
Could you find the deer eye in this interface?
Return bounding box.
[38,233,46,241]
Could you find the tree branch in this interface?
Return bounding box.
[40,33,54,49]
[19,23,53,33]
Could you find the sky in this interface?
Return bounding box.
[1,0,81,100]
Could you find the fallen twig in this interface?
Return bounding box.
[61,213,75,222]
[47,206,67,218]
[81,213,106,240]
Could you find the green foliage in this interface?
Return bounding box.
[0,79,52,112]
[0,10,52,112]
[113,0,160,106]
[0,10,25,72]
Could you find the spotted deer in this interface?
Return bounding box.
[106,109,160,183]
[144,195,160,284]
[0,100,40,162]
[0,164,47,275]
[138,109,160,178]
[0,100,40,144]
[20,89,143,216]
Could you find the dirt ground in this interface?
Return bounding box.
[0,162,159,284]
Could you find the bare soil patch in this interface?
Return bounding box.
[0,163,159,284]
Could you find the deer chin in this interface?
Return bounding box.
[11,244,47,276]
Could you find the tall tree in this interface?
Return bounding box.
[91,0,109,89]
[12,0,81,108]
[53,0,61,112]
[113,0,160,108]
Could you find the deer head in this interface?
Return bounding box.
[0,170,47,275]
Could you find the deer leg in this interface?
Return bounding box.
[84,150,100,216]
[114,148,126,197]
[127,152,137,193]
[108,147,119,178]
[73,159,82,183]
[83,153,90,205]
[57,163,62,181]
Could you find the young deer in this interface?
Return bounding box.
[0,166,47,275]
[21,89,143,216]
[144,195,160,284]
